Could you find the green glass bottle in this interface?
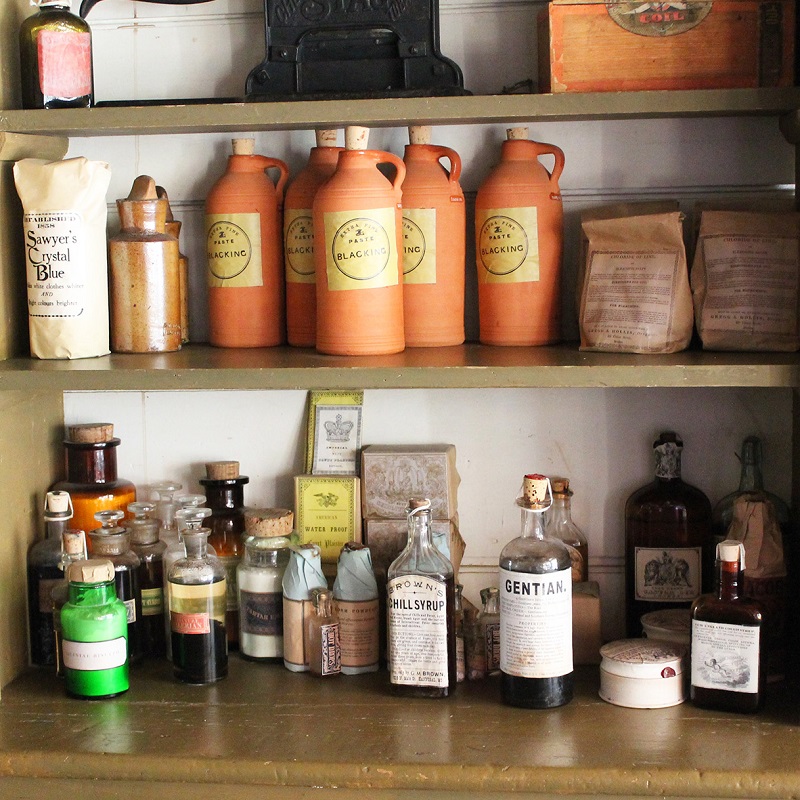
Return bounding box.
[61,559,129,699]
[19,0,93,109]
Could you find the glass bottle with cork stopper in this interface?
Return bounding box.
[150,480,183,547]
[546,477,589,583]
[28,490,73,666]
[51,529,88,676]
[200,460,249,650]
[51,422,136,545]
[238,507,294,661]
[89,509,144,664]
[306,588,341,677]
[499,474,573,708]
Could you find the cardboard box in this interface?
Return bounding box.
[361,444,460,521]
[573,581,602,665]
[539,1,795,93]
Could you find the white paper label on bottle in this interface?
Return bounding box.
[206,213,263,288]
[62,637,127,671]
[23,211,86,318]
[387,575,448,688]
[401,208,436,284]
[123,597,136,624]
[499,566,572,679]
[476,207,539,284]
[634,547,701,602]
[284,208,316,284]
[691,619,760,693]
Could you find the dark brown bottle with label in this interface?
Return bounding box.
[625,432,713,637]
[690,540,764,713]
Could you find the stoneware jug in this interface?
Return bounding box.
[401,125,465,347]
[284,129,343,348]
[313,126,405,356]
[475,127,565,346]
[157,185,189,344]
[205,138,289,347]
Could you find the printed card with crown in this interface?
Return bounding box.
[307,390,364,475]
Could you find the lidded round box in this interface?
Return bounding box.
[599,639,687,708]
[640,609,691,646]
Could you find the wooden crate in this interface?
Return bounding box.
[539,1,795,93]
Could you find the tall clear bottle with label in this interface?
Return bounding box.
[205,138,289,347]
[500,475,573,708]
[387,498,457,698]
[690,540,764,713]
[625,431,713,637]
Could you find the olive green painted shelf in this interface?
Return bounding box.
[3,88,800,136]
[0,344,798,390]
[1,660,798,799]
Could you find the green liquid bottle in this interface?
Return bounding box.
[61,559,129,699]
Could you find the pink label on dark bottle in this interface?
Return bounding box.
[38,30,91,98]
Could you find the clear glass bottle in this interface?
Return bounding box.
[28,490,73,666]
[61,559,129,699]
[546,477,589,583]
[19,0,93,109]
[479,586,501,676]
[168,528,228,684]
[691,540,764,713]
[150,480,183,547]
[282,543,327,672]
[500,475,573,709]
[200,461,249,650]
[387,497,457,698]
[306,588,341,677]
[127,501,167,658]
[333,542,379,674]
[625,431,714,637]
[52,528,88,676]
[89,509,144,664]
[454,583,466,683]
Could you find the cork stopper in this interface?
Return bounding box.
[718,539,745,567]
[62,529,87,557]
[67,423,114,443]
[550,477,573,497]
[205,461,240,480]
[316,129,338,147]
[45,490,72,516]
[507,127,529,141]
[232,138,255,155]
[68,559,115,584]
[519,474,550,508]
[127,175,158,201]
[345,126,369,150]
[406,497,431,517]
[245,507,294,537]
[408,125,432,145]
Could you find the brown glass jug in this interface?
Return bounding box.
[475,127,565,346]
[401,126,465,347]
[313,126,405,356]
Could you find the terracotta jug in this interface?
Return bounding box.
[205,138,289,348]
[157,185,190,344]
[284,129,343,347]
[401,125,465,347]
[109,175,181,353]
[313,126,406,356]
[475,127,565,346]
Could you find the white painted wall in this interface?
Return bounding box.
[62,0,796,641]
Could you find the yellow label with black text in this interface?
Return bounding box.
[476,207,539,284]
[402,208,436,285]
[323,207,398,291]
[206,213,262,288]
[284,208,316,284]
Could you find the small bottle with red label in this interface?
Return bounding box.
[19,0,93,109]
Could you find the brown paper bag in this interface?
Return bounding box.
[727,493,786,579]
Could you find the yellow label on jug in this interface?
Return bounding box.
[323,207,399,291]
[476,207,539,284]
[206,213,263,288]
[284,208,316,284]
[402,208,436,285]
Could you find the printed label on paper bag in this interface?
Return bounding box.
[335,598,379,668]
[402,208,436,284]
[476,208,539,283]
[285,209,316,283]
[634,547,701,602]
[206,214,262,288]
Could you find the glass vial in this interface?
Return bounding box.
[500,475,573,709]
[28,490,73,666]
[61,559,129,699]
[168,528,228,684]
[52,528,88,676]
[479,586,501,676]
[89,509,144,664]
[333,542,380,674]
[150,480,183,547]
[387,498,457,698]
[127,501,167,658]
[200,461,249,650]
[307,588,341,677]
[282,543,327,672]
[691,540,764,713]
[546,477,589,583]
[19,0,93,109]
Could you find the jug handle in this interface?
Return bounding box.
[366,150,407,198]
[254,156,290,206]
[430,145,462,186]
[526,141,565,186]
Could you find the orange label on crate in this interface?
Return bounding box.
[606,2,712,36]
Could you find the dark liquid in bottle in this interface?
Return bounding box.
[172,620,228,684]
[502,673,574,709]
[137,559,166,659]
[27,564,62,666]
[114,568,144,665]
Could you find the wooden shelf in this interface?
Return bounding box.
[2,88,800,137]
[0,344,799,391]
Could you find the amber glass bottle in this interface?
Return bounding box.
[625,432,713,637]
[51,423,136,548]
[691,540,764,713]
